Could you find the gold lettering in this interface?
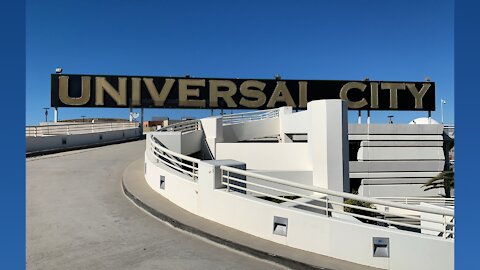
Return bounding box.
[59,76,91,105]
[143,78,175,106]
[406,83,431,109]
[339,82,368,109]
[178,79,206,107]
[95,77,127,106]
[381,82,405,109]
[266,81,296,108]
[370,82,379,109]
[239,80,267,108]
[131,77,141,106]
[209,80,238,108]
[299,81,308,108]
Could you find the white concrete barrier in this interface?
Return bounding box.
[144,149,454,270]
[26,128,141,153]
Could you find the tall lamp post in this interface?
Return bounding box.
[387,115,394,124]
[43,107,50,123]
[441,99,447,124]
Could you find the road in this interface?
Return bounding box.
[26,140,286,270]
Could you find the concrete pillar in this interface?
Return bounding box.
[200,116,224,158]
[307,100,350,196]
[197,159,246,217]
[278,106,293,143]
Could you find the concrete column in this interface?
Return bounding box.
[278,106,293,143]
[307,100,350,196]
[200,116,224,158]
[197,160,246,217]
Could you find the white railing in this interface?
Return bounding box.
[375,197,454,207]
[157,120,200,133]
[220,166,454,239]
[444,125,454,139]
[149,136,199,182]
[222,109,279,125]
[26,122,139,137]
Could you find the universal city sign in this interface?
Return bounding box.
[51,74,435,111]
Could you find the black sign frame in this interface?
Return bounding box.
[51,74,435,111]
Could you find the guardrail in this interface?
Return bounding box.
[222,109,279,125]
[149,136,199,182]
[157,120,200,133]
[375,197,454,207]
[26,122,139,137]
[220,166,454,239]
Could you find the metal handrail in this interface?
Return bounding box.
[150,136,200,181]
[222,109,279,125]
[375,197,455,206]
[157,120,200,133]
[220,166,454,216]
[26,122,139,137]
[220,165,454,238]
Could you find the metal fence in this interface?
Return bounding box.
[375,197,454,207]
[149,136,199,182]
[222,109,279,125]
[157,120,200,133]
[220,166,454,239]
[26,122,139,137]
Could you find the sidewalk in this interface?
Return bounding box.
[122,158,381,270]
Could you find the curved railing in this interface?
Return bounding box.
[220,166,455,239]
[146,133,455,238]
[26,122,139,137]
[149,136,200,182]
[157,120,200,133]
[222,109,279,125]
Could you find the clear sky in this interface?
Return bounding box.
[26,0,454,125]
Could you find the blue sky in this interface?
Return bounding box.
[26,0,454,125]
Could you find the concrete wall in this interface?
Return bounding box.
[223,118,279,142]
[26,128,141,153]
[151,130,203,156]
[181,130,203,155]
[216,143,311,171]
[144,150,454,270]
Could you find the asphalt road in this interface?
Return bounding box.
[26,140,286,270]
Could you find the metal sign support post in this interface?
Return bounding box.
[428,111,432,124]
[358,110,362,124]
[54,107,58,123]
[140,107,144,135]
[367,110,371,125]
